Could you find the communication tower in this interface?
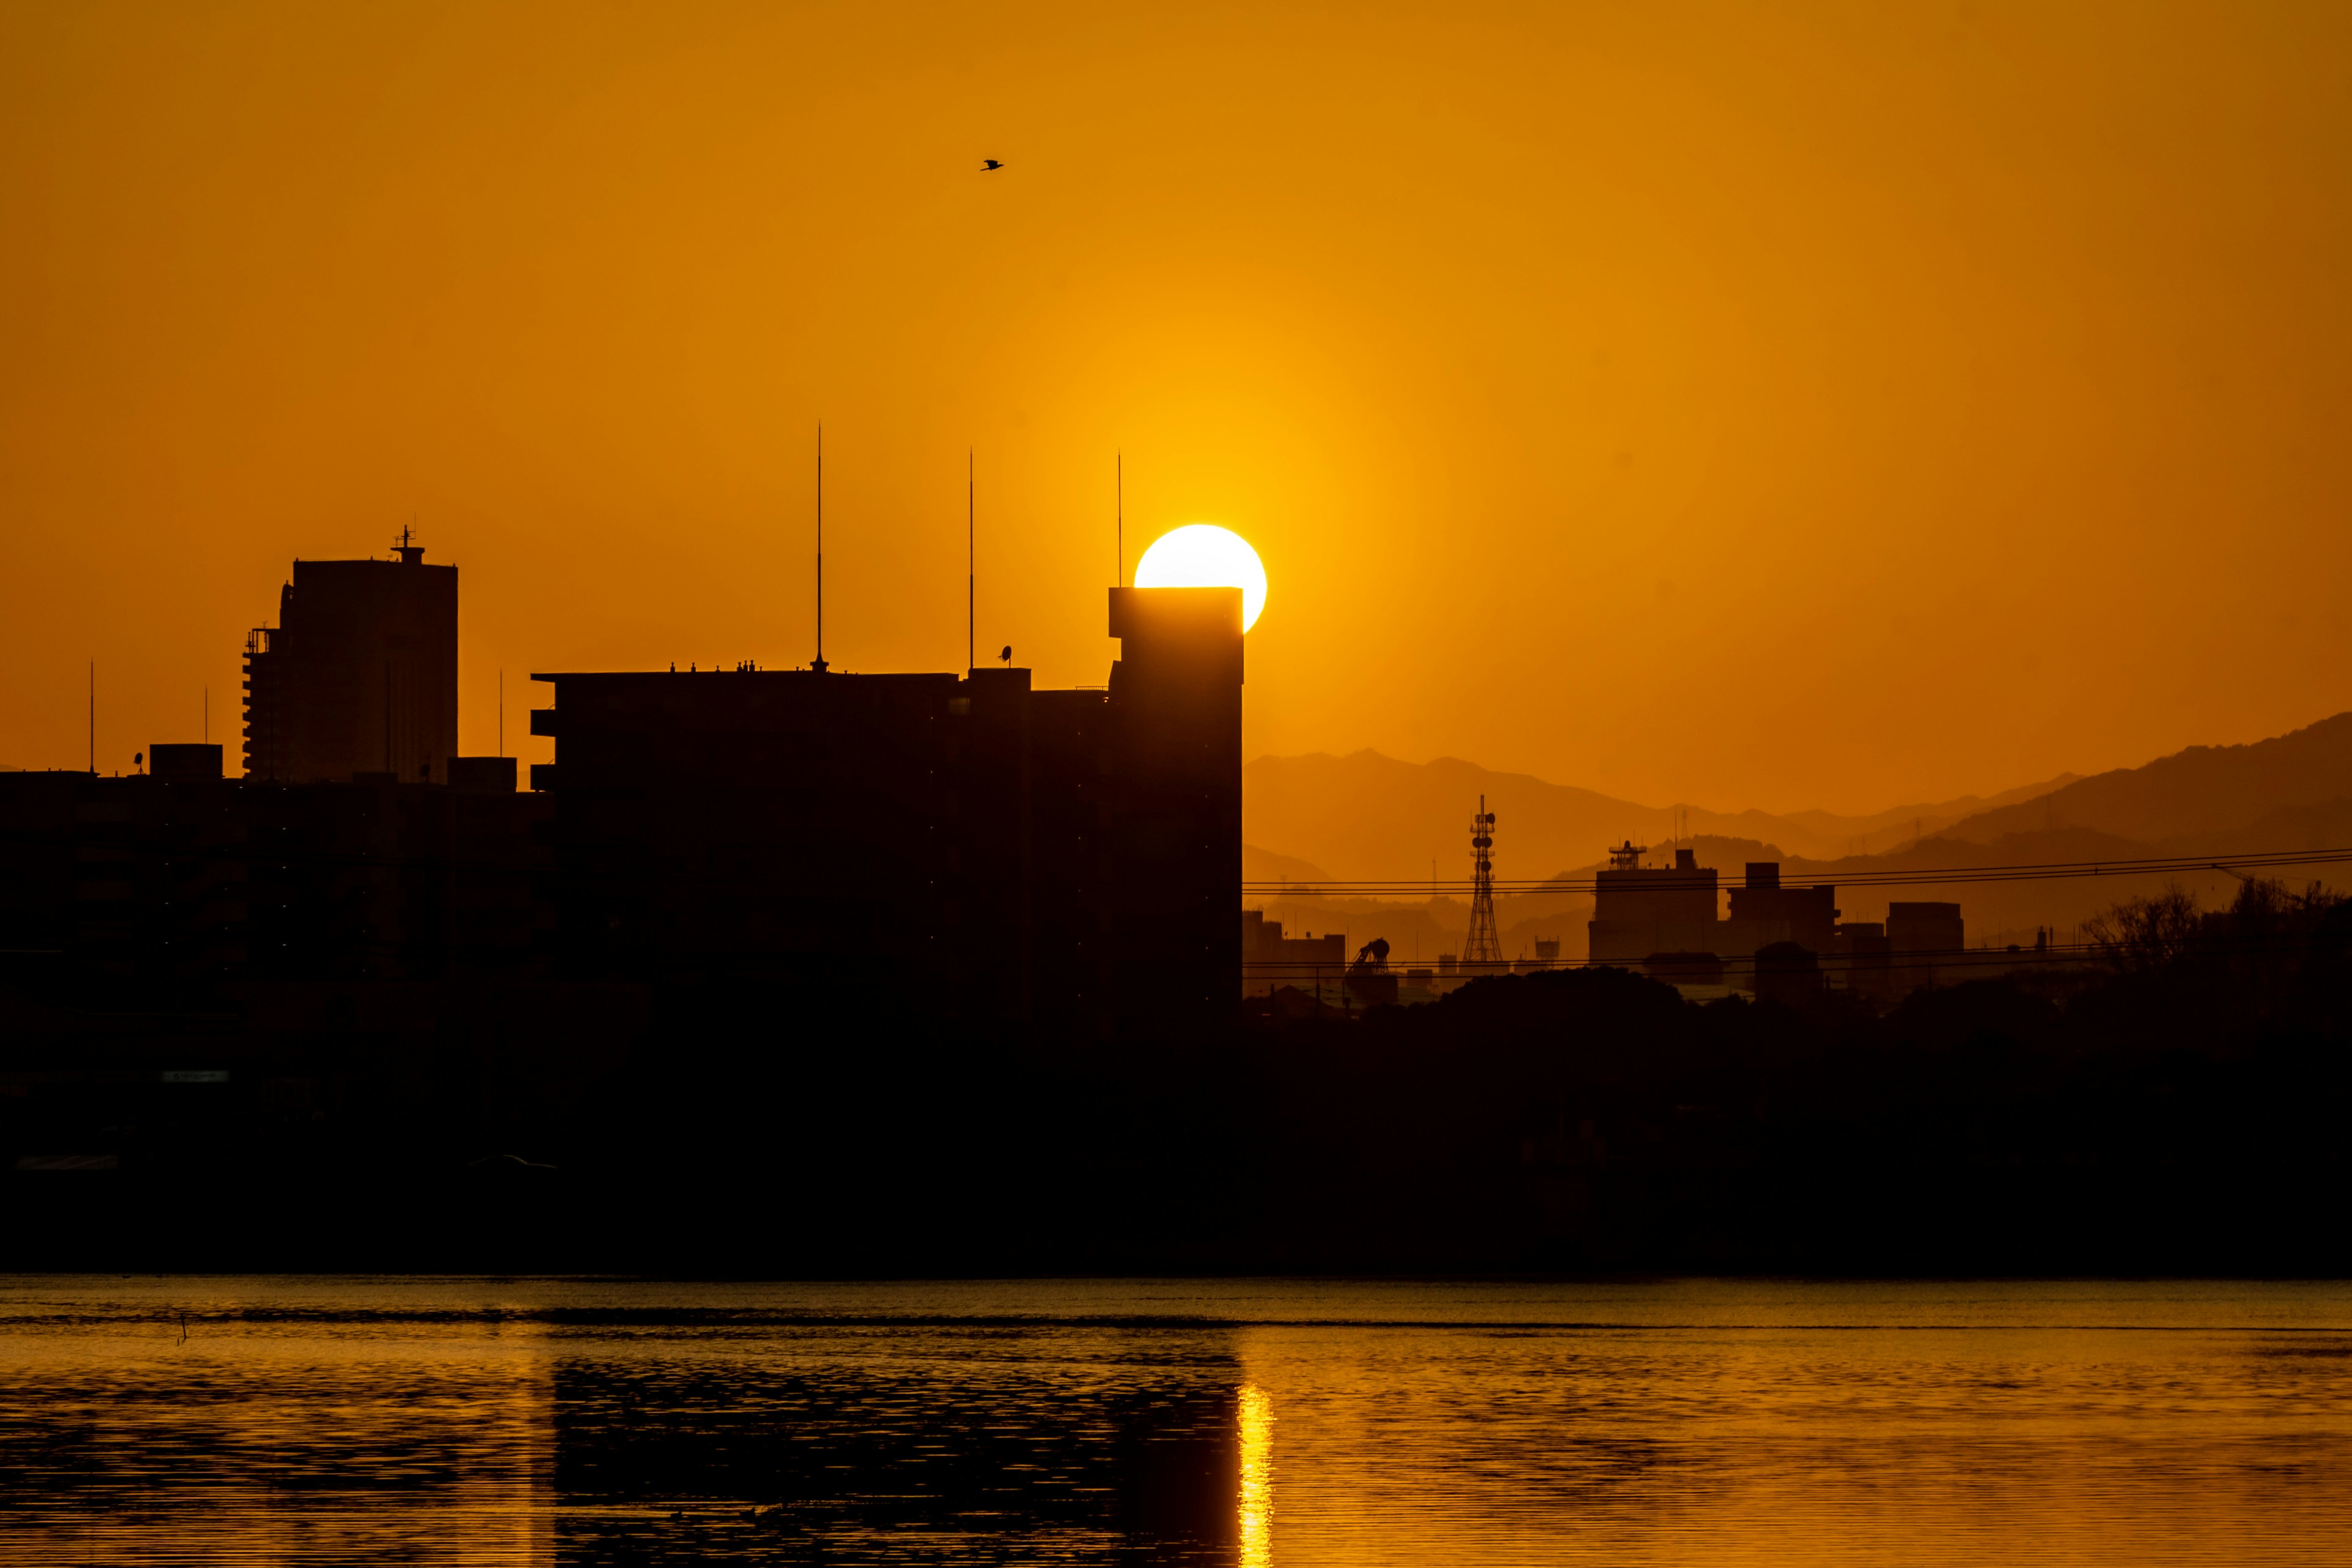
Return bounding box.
[1463,796,1502,965]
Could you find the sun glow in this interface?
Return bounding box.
[1133,525,1268,631]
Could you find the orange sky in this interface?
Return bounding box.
[3,1,2347,813]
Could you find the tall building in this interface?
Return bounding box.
[243,533,458,783]
[1102,586,1243,1026]
[527,584,1243,1038]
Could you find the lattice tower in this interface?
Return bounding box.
[1463,795,1502,965]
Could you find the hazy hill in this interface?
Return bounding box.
[1243,843,1332,886]
[1942,710,2352,846]
[1243,751,2072,882]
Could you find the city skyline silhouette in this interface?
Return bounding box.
[7,12,2352,1562]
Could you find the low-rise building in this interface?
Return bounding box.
[1585,845,1959,1002]
[1240,911,1347,998]
[1589,844,1720,964]
[1887,902,1966,993]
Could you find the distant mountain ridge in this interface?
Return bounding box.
[1243,750,2075,884]
[1243,844,1332,886]
[1940,710,2352,845]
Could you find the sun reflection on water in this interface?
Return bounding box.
[1238,1381,1273,1567]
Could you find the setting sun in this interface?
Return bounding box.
[1134,525,1268,631]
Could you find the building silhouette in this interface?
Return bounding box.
[7,572,1242,1042]
[243,532,457,783]
[9,524,532,1005]
[148,744,222,782]
[1830,919,1894,1001]
[0,763,548,998]
[1240,911,1347,999]
[1887,901,1966,992]
[1588,845,1719,964]
[1724,861,1838,956]
[1588,844,1959,999]
[1103,587,1244,1024]
[527,586,1243,1035]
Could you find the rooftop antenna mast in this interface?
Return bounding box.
[967,448,975,674]
[1117,451,1123,587]
[1463,796,1502,966]
[813,423,827,673]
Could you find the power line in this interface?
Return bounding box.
[1245,846,2352,897]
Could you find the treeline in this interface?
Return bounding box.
[1197,878,2352,1273]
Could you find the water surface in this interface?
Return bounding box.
[3,1277,2349,1564]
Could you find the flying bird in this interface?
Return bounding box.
[982,159,1005,172]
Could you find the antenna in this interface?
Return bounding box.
[1464,796,1502,966]
[88,660,94,775]
[204,686,208,744]
[1117,451,1123,588]
[967,447,975,674]
[813,422,826,673]
[498,668,503,758]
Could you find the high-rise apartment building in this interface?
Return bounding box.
[526,584,1244,1038]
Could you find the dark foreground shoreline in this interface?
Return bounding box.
[12,884,2350,1279]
